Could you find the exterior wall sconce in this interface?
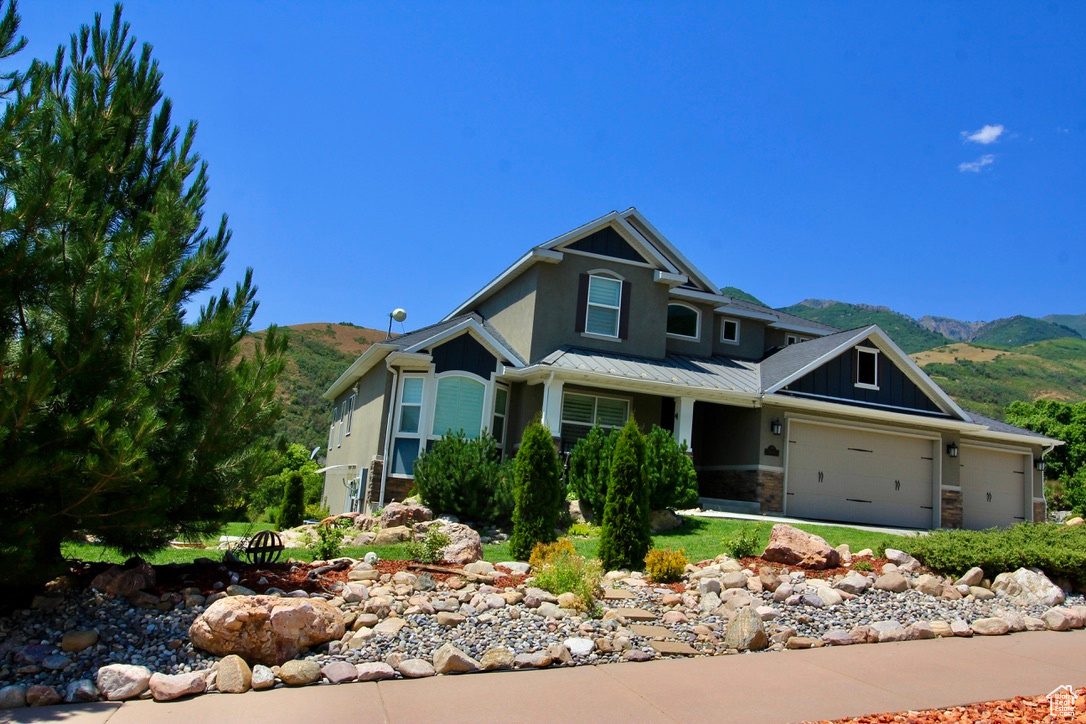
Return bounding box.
[1035,459,1046,472]
[946,442,959,458]
[770,419,782,436]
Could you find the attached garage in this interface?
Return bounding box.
[960,445,1030,529]
[785,421,937,529]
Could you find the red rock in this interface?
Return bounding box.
[761,524,841,570]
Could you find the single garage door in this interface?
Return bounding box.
[786,422,935,529]
[960,446,1028,529]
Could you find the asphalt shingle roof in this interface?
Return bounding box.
[385,312,526,366]
[963,410,1053,440]
[759,327,871,390]
[721,298,840,334]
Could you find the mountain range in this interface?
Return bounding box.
[245,298,1085,449]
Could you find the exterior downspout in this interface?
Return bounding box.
[378,362,399,511]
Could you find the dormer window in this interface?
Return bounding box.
[667,303,699,339]
[855,347,879,389]
[720,318,740,345]
[585,274,622,337]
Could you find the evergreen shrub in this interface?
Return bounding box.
[644,547,688,583]
[598,418,652,571]
[903,523,1086,583]
[277,471,305,529]
[509,421,564,561]
[412,431,513,524]
[643,426,701,510]
[566,425,616,514]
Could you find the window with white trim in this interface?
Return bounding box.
[431,375,486,439]
[855,347,879,389]
[720,318,740,344]
[344,394,355,436]
[560,392,630,448]
[391,376,424,475]
[786,334,807,346]
[492,384,509,445]
[329,404,340,450]
[336,401,345,447]
[667,303,699,339]
[585,275,622,337]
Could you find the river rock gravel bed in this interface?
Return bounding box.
[1,543,1085,709]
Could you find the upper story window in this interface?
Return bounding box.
[667,303,699,339]
[344,394,356,436]
[586,274,622,337]
[432,375,486,439]
[392,375,425,475]
[855,347,879,389]
[786,334,807,346]
[720,318,740,345]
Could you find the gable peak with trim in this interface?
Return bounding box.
[446,208,724,320]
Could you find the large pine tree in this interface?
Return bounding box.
[0,3,286,592]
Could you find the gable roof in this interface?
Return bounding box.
[445,208,724,320]
[760,325,971,421]
[323,313,524,400]
[716,298,839,336]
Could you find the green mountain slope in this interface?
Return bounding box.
[779,300,949,354]
[971,315,1081,347]
[913,338,1086,419]
[721,286,769,307]
[244,323,384,451]
[1042,314,1086,337]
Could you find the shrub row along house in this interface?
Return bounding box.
[320,209,1060,530]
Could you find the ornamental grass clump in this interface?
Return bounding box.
[644,547,688,583]
[532,548,603,612]
[598,418,652,571]
[509,421,564,561]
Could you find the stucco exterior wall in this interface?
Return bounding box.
[476,266,538,364]
[530,252,669,362]
[711,316,768,360]
[321,364,391,514]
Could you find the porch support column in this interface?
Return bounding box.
[541,376,564,440]
[674,396,695,453]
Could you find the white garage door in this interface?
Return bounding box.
[786,422,935,529]
[960,446,1028,529]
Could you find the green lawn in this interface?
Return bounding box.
[61,516,905,568]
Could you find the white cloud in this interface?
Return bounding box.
[958,154,995,173]
[961,124,1005,144]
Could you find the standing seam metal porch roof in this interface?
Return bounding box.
[539,346,761,394]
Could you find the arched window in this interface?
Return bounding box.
[666,303,699,339]
[431,375,486,438]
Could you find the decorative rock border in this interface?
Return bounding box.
[1,547,1085,710]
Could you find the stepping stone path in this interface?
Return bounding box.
[610,608,658,622]
[603,589,637,600]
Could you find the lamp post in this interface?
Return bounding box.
[386,308,407,340]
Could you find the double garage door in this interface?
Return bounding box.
[786,422,935,529]
[960,445,1029,529]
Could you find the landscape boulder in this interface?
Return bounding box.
[379,502,433,528]
[438,522,484,565]
[761,524,840,570]
[722,606,768,651]
[148,672,206,702]
[189,595,345,666]
[649,509,684,533]
[373,526,413,546]
[89,561,156,597]
[991,568,1065,607]
[96,664,152,701]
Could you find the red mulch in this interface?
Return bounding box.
[807,686,1086,723]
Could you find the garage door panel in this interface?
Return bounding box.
[961,447,1027,529]
[787,422,934,529]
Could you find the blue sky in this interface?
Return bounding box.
[17,2,1086,331]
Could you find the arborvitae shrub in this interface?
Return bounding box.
[412,431,512,524]
[644,547,688,583]
[277,471,305,529]
[643,426,700,510]
[509,421,564,561]
[567,425,617,514]
[598,418,652,571]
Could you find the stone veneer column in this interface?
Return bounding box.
[757,471,783,514]
[1033,499,1046,523]
[940,488,962,529]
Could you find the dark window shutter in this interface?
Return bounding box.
[618,280,632,339]
[575,274,589,333]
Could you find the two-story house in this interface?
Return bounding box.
[320,209,1059,531]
